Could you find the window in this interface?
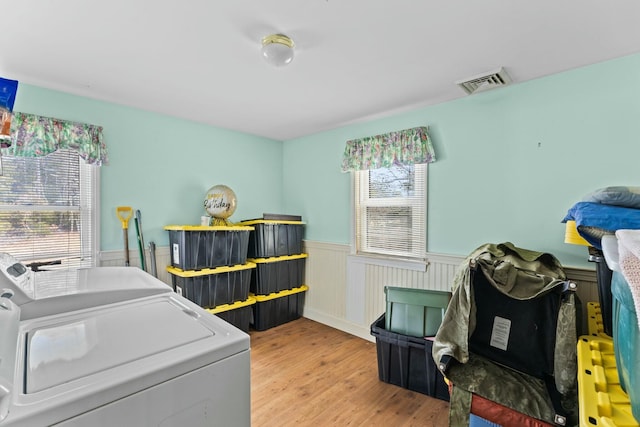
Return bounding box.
[354,163,427,259]
[0,149,98,270]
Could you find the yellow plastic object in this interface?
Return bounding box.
[248,253,308,264]
[164,224,254,231]
[251,284,309,301]
[564,220,591,246]
[116,206,133,266]
[207,296,256,315]
[577,336,639,427]
[587,302,611,338]
[166,262,256,277]
[116,206,133,229]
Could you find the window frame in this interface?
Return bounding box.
[0,150,100,269]
[352,162,427,264]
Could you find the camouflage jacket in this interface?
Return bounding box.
[431,242,579,426]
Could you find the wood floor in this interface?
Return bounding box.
[249,317,449,427]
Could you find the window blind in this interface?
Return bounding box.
[0,149,95,269]
[355,163,427,259]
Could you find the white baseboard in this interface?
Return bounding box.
[303,307,375,343]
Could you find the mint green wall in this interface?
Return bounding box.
[13,85,283,251]
[10,52,640,265]
[283,53,640,268]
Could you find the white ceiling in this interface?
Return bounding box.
[2,1,640,141]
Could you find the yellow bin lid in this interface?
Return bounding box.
[251,285,309,302]
[167,262,256,277]
[164,224,254,231]
[248,253,308,264]
[207,296,256,314]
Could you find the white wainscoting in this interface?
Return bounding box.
[302,240,598,343]
[302,241,465,342]
[99,241,598,341]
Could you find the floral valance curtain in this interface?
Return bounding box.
[340,126,435,172]
[1,112,108,166]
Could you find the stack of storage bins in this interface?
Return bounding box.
[164,224,256,332]
[370,286,450,401]
[239,216,307,331]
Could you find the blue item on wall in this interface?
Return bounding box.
[0,77,18,111]
[0,77,19,148]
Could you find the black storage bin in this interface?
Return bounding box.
[251,285,307,331]
[209,297,255,333]
[240,219,304,258]
[249,254,307,294]
[168,263,255,309]
[370,314,449,401]
[165,225,252,271]
[588,246,613,336]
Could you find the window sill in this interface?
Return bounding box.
[347,253,428,272]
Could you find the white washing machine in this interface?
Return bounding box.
[0,256,251,427]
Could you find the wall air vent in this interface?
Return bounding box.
[456,67,512,95]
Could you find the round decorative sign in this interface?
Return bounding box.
[204,184,237,219]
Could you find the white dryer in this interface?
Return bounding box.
[0,257,251,426]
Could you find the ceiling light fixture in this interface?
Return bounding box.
[261,34,295,67]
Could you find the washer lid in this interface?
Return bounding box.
[4,266,172,320]
[24,297,213,393]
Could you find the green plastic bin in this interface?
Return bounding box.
[384,286,450,337]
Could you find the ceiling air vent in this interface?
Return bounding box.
[456,67,512,95]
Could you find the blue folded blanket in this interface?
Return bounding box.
[563,202,640,248]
